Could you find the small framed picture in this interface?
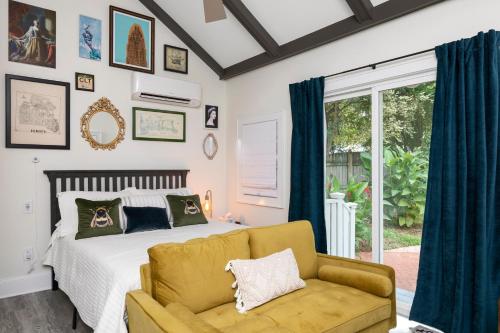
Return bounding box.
[205,105,218,129]
[109,6,155,74]
[75,73,95,92]
[5,74,70,149]
[79,15,102,61]
[164,45,188,74]
[133,107,186,142]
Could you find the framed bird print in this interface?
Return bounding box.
[109,6,155,74]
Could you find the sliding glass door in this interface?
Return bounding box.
[324,73,436,314]
[325,93,372,261]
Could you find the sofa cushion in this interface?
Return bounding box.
[225,248,306,312]
[148,230,250,313]
[197,279,391,333]
[318,265,393,298]
[247,220,318,279]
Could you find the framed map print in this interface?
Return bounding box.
[109,6,155,74]
[5,74,70,149]
[133,107,185,142]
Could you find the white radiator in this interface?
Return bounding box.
[324,193,357,258]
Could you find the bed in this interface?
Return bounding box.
[43,170,245,333]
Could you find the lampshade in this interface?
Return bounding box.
[204,190,213,218]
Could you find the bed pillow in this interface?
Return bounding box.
[166,194,208,227]
[121,194,171,229]
[123,206,170,234]
[75,198,123,240]
[58,191,126,237]
[124,187,192,196]
[225,248,306,313]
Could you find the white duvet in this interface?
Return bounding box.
[44,221,246,333]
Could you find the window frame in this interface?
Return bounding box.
[324,52,437,264]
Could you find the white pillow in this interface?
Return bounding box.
[225,248,306,313]
[57,191,125,237]
[123,187,192,196]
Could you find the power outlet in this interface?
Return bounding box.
[24,247,33,262]
[23,200,33,214]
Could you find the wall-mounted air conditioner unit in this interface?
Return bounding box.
[132,72,202,108]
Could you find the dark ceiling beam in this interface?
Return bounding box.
[138,0,224,77]
[221,0,446,80]
[222,0,280,57]
[346,0,374,23]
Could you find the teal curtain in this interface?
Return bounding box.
[288,77,327,253]
[410,30,500,333]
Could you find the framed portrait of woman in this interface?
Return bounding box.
[8,1,56,68]
[205,105,218,129]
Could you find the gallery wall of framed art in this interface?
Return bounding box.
[2,0,228,287]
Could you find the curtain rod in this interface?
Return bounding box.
[325,47,435,79]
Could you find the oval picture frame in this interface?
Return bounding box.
[203,133,218,160]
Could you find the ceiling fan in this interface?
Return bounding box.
[203,0,227,23]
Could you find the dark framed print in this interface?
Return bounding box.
[5,74,70,149]
[8,0,56,68]
[109,6,155,74]
[164,45,188,74]
[205,105,218,129]
[75,72,95,91]
[133,107,185,142]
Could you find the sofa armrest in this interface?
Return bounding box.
[316,253,397,328]
[318,265,392,297]
[126,290,222,333]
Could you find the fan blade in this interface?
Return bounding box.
[203,0,226,23]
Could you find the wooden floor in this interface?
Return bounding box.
[0,290,92,333]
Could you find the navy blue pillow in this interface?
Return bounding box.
[123,206,170,234]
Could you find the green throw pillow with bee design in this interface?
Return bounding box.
[166,194,208,227]
[75,198,123,240]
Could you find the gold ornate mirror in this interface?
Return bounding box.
[81,97,125,150]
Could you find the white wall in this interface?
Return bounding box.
[225,0,500,227]
[0,0,227,297]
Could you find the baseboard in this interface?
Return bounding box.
[0,270,52,299]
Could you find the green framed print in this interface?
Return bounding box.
[133,107,185,142]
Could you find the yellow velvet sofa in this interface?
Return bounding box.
[126,221,397,333]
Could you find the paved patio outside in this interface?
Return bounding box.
[359,245,420,292]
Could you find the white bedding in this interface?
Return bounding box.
[44,221,246,333]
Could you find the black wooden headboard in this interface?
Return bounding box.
[44,169,190,234]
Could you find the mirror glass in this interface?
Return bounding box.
[89,112,119,145]
[203,134,218,160]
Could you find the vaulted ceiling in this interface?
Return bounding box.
[139,0,446,79]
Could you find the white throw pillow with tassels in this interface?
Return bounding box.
[225,248,306,313]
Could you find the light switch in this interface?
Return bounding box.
[23,201,33,214]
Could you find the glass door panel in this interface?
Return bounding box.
[325,94,372,261]
[380,81,435,313]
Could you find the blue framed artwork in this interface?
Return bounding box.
[79,15,101,61]
[109,6,155,74]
